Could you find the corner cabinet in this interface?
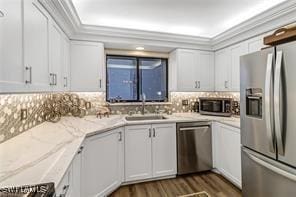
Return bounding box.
[81,128,123,197]
[70,41,105,92]
[169,49,214,92]
[125,123,176,182]
[212,122,241,188]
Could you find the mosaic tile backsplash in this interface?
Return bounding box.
[0,91,240,143]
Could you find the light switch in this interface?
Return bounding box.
[21,109,28,120]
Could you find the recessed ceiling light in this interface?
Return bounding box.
[136,47,144,50]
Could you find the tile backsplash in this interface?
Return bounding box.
[0,91,240,143]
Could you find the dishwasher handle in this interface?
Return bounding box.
[179,126,210,131]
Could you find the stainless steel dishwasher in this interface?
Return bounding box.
[177,122,212,175]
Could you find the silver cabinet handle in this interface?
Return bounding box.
[153,128,156,137]
[224,81,228,88]
[25,67,32,84]
[179,126,210,131]
[99,79,102,88]
[198,81,201,89]
[54,74,57,86]
[0,10,4,17]
[77,146,84,154]
[64,77,67,87]
[195,81,197,88]
[59,185,70,197]
[149,128,152,138]
[265,53,275,153]
[118,132,122,141]
[274,51,284,155]
[49,73,54,85]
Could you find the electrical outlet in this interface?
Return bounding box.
[182,100,189,106]
[20,109,28,120]
[85,102,91,109]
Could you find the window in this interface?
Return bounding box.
[106,55,168,102]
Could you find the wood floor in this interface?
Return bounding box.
[109,172,242,197]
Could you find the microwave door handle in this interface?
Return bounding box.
[274,51,285,155]
[265,53,275,153]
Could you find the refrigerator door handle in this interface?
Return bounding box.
[244,148,296,182]
[274,51,284,155]
[265,53,275,153]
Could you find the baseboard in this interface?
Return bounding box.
[122,175,176,185]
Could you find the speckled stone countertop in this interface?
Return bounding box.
[0,113,240,188]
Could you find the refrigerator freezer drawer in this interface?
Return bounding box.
[242,147,296,197]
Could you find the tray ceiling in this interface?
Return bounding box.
[71,0,287,38]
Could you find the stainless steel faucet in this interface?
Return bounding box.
[141,93,146,115]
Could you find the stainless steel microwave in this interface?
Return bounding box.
[199,97,233,117]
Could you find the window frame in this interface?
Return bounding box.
[106,55,169,102]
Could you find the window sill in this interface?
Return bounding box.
[107,102,172,106]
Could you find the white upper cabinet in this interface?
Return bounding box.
[49,23,63,91]
[169,49,214,92]
[198,51,215,91]
[215,42,248,92]
[61,36,71,91]
[70,41,105,92]
[245,35,266,54]
[0,0,25,92]
[215,48,231,91]
[23,0,50,92]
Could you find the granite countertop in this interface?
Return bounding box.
[0,113,240,188]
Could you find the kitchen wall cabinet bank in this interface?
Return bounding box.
[214,34,267,92]
[70,41,105,92]
[0,0,70,93]
[125,123,177,182]
[212,122,241,187]
[169,49,214,92]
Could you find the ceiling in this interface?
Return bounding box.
[71,0,287,38]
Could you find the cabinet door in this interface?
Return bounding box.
[70,41,105,92]
[215,49,231,91]
[152,124,176,177]
[246,35,265,54]
[49,23,63,91]
[230,44,248,91]
[61,36,70,91]
[23,0,50,91]
[0,0,25,92]
[176,49,198,91]
[70,146,83,197]
[82,129,122,197]
[198,51,214,91]
[217,123,241,187]
[125,125,152,181]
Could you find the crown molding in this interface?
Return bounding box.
[211,0,296,50]
[39,0,296,52]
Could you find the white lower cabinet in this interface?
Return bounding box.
[56,145,83,197]
[125,123,176,182]
[81,128,123,197]
[212,122,241,187]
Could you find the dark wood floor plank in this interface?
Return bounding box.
[109,172,242,197]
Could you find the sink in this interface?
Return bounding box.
[125,115,167,121]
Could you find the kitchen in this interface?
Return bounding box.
[0,0,296,196]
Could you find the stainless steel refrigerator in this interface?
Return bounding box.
[241,40,296,197]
